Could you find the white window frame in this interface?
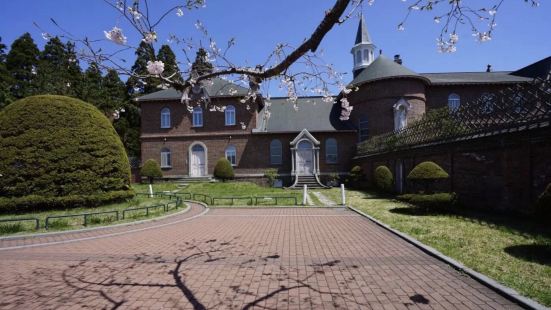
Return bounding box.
[160,148,171,168]
[448,93,460,111]
[192,107,203,127]
[325,138,338,164]
[160,107,171,128]
[270,139,282,165]
[225,145,237,166]
[225,105,236,126]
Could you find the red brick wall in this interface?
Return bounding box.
[354,127,551,213]
[425,84,517,111]
[347,78,426,137]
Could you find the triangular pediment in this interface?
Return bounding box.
[290,129,320,146]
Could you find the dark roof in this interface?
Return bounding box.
[349,55,430,86]
[355,15,372,44]
[254,97,339,133]
[135,77,249,102]
[511,56,551,79]
[420,71,532,85]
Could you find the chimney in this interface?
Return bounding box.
[486,64,492,72]
[394,54,403,65]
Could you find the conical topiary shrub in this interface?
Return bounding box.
[214,158,234,181]
[140,159,163,184]
[374,165,394,193]
[407,161,449,194]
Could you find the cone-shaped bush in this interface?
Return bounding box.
[0,95,133,211]
[140,159,162,183]
[374,165,394,193]
[214,158,234,181]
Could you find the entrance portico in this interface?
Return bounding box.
[290,129,320,177]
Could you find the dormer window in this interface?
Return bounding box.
[225,105,236,126]
[160,107,171,128]
[192,107,203,127]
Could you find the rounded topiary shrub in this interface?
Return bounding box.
[374,165,394,193]
[407,161,449,193]
[214,158,234,181]
[140,159,163,183]
[0,95,133,211]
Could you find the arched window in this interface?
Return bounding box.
[363,49,369,63]
[393,99,410,131]
[356,50,361,65]
[358,117,369,142]
[225,145,237,166]
[325,138,338,163]
[192,106,203,127]
[160,147,171,168]
[160,107,171,128]
[448,93,460,111]
[225,105,236,126]
[270,139,282,165]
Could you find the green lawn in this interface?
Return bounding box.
[325,188,551,306]
[132,181,180,193]
[0,195,182,236]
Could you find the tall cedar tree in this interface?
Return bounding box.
[0,37,13,108]
[35,37,81,97]
[126,41,158,96]
[80,62,105,110]
[157,45,183,84]
[5,33,39,99]
[191,48,213,76]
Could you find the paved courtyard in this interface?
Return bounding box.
[0,203,521,309]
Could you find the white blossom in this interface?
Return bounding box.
[128,7,142,19]
[146,60,165,75]
[240,122,247,130]
[176,7,184,17]
[41,32,52,40]
[104,26,127,45]
[142,32,157,44]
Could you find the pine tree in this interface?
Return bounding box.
[35,37,82,96]
[5,33,40,99]
[80,62,105,110]
[103,69,127,111]
[157,45,182,84]
[126,41,158,96]
[0,37,13,108]
[191,48,213,76]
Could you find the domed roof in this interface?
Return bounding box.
[349,55,430,86]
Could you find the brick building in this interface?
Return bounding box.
[139,16,550,192]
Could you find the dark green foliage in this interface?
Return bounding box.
[157,45,183,83]
[126,41,158,96]
[346,165,364,188]
[0,95,132,210]
[191,48,213,76]
[407,161,449,193]
[5,33,39,99]
[0,222,24,235]
[374,166,394,193]
[397,193,457,209]
[537,183,551,216]
[140,159,162,183]
[0,37,13,108]
[35,37,81,97]
[264,168,279,186]
[214,158,234,181]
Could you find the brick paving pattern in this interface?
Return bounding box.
[0,205,521,309]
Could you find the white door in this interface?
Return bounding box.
[297,140,314,175]
[190,144,206,177]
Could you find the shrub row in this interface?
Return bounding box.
[0,190,135,213]
[397,193,457,208]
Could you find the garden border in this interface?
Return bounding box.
[347,205,549,310]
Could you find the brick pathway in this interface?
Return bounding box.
[0,206,521,309]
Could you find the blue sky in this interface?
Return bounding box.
[1,0,550,89]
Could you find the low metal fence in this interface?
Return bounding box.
[211,197,254,205]
[45,211,119,229]
[254,196,298,205]
[122,204,166,219]
[0,217,40,230]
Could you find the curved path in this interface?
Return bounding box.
[0,205,522,309]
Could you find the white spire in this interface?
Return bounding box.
[351,14,376,77]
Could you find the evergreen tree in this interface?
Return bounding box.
[0,37,13,108]
[103,69,127,111]
[6,33,39,99]
[35,37,82,96]
[191,48,213,76]
[157,45,182,83]
[80,62,105,110]
[126,41,158,96]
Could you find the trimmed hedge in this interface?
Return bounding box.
[407,161,449,180]
[214,158,234,181]
[0,95,133,210]
[141,159,162,183]
[398,193,456,208]
[374,165,393,193]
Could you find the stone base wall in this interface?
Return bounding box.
[354,127,551,213]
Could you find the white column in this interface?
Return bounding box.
[341,184,346,206]
[291,148,295,175]
[303,184,308,205]
[315,148,320,174]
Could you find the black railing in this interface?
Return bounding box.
[46,211,119,229]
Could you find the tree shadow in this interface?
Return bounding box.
[504,244,551,266]
[389,207,452,217]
